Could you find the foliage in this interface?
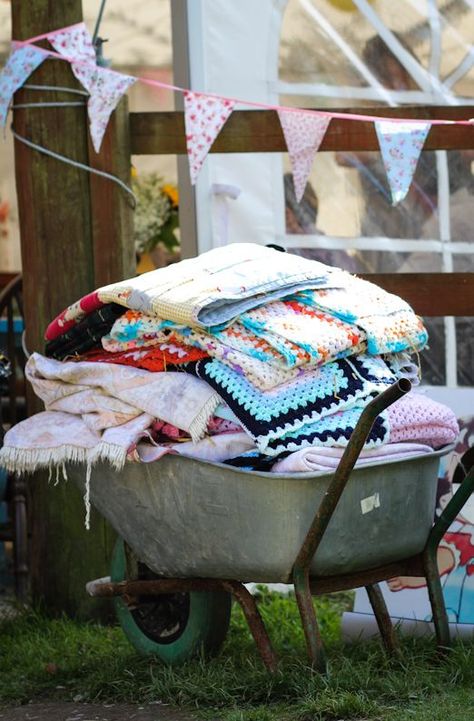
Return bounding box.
[0,590,473,720]
[132,172,179,255]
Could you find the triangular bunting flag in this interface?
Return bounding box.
[278,110,331,202]
[49,23,135,153]
[375,120,431,205]
[48,22,96,62]
[73,64,136,153]
[0,45,46,126]
[184,91,235,184]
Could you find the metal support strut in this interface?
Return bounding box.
[87,576,278,673]
[292,380,411,670]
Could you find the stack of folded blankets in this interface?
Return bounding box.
[0,243,459,483]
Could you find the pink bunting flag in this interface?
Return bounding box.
[184,91,235,184]
[49,22,136,153]
[277,110,331,202]
[375,120,431,205]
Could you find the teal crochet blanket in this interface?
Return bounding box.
[185,354,394,455]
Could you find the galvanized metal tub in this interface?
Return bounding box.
[70,448,448,583]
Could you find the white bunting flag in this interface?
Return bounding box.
[73,64,136,153]
[0,45,46,127]
[184,91,235,184]
[49,23,136,153]
[278,110,331,202]
[375,120,431,205]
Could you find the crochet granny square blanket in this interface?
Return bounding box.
[184,354,395,455]
[101,280,425,390]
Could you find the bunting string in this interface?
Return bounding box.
[12,27,473,126]
[24,83,89,95]
[3,21,473,205]
[11,127,137,206]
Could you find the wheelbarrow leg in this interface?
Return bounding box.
[293,570,326,673]
[223,581,278,673]
[421,465,474,655]
[290,383,411,672]
[365,583,398,656]
[422,548,450,653]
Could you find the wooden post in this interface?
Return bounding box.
[88,97,136,287]
[11,0,134,619]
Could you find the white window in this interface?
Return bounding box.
[276,0,474,387]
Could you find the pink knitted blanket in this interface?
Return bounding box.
[388,392,459,448]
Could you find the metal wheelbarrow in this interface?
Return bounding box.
[75,379,474,672]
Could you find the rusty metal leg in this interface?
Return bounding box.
[223,581,278,673]
[365,583,398,656]
[293,569,326,673]
[289,384,410,672]
[89,574,278,672]
[423,549,450,654]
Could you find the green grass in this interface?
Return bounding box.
[0,588,473,720]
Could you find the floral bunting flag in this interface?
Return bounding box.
[73,64,136,153]
[184,91,235,184]
[375,120,431,205]
[277,110,331,202]
[48,22,96,62]
[0,45,46,126]
[48,22,136,153]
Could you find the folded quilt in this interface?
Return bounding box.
[270,442,434,473]
[101,280,425,380]
[0,410,154,474]
[388,392,459,448]
[101,310,183,352]
[24,353,220,442]
[185,354,395,455]
[295,283,428,355]
[78,340,208,372]
[45,304,125,360]
[238,299,365,366]
[129,431,255,464]
[295,275,409,321]
[107,299,420,372]
[263,403,389,455]
[45,243,336,341]
[102,313,310,389]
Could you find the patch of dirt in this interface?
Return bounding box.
[0,702,205,721]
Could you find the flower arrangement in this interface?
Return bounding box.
[132,172,179,256]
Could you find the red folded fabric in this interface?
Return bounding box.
[78,339,208,372]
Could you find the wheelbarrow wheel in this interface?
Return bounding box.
[110,538,232,663]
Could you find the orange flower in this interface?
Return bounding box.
[162,184,179,207]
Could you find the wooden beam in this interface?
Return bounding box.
[361,273,474,316]
[130,106,474,155]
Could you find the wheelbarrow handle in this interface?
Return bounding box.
[294,378,412,572]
